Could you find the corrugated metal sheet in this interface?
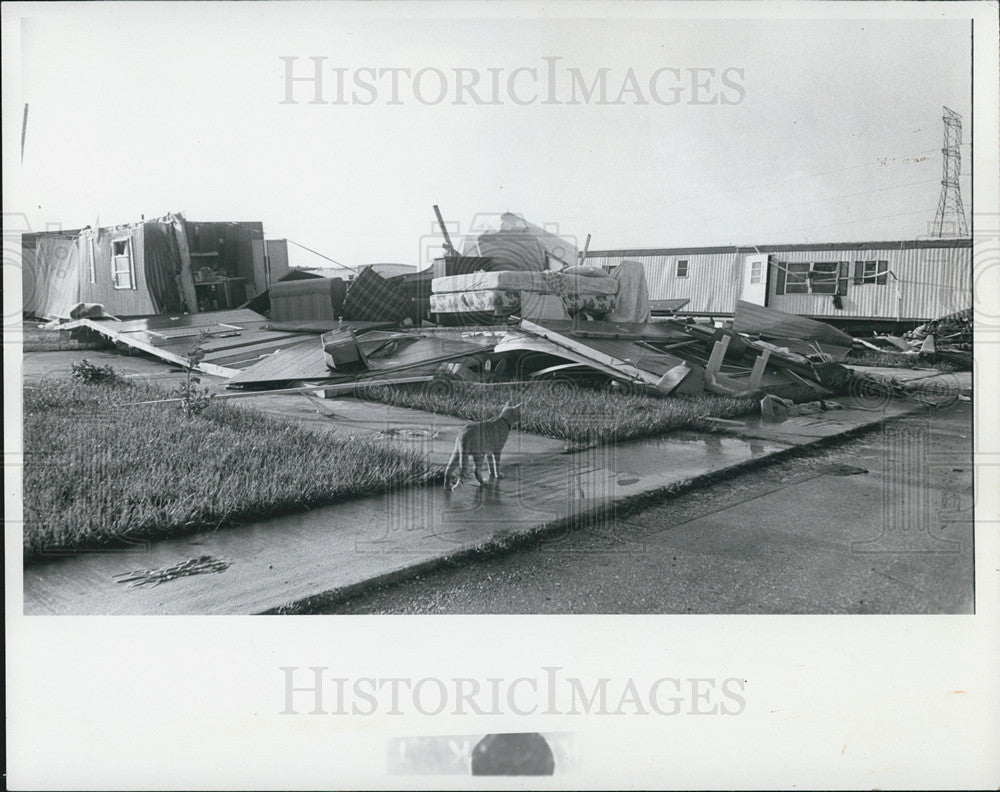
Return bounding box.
[269,277,346,323]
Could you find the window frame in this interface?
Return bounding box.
[111,237,136,290]
[776,260,850,296]
[853,259,889,285]
[675,259,689,278]
[88,236,97,284]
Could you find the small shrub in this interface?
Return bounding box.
[175,331,215,418]
[70,359,120,384]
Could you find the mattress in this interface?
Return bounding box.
[430,289,615,320]
[519,292,571,321]
[562,293,616,316]
[429,290,521,314]
[432,270,617,297]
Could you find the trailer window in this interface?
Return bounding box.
[854,260,889,285]
[676,259,688,277]
[112,238,135,290]
[779,261,839,295]
[783,262,810,293]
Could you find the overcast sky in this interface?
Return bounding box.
[4,2,973,270]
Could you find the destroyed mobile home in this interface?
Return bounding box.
[33,208,970,419]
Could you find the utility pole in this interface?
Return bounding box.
[932,106,968,237]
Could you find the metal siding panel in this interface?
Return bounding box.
[266,239,290,282]
[768,246,970,320]
[87,226,157,316]
[589,252,740,313]
[77,233,96,305]
[595,244,970,320]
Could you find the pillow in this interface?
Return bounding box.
[561,264,608,277]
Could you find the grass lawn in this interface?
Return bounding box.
[22,376,430,562]
[363,380,818,445]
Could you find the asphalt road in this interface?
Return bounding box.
[312,401,974,614]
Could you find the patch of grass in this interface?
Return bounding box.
[23,377,431,562]
[846,349,956,371]
[22,323,110,353]
[363,380,817,445]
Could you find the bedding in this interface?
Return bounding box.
[432,270,617,297]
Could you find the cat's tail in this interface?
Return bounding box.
[443,435,463,490]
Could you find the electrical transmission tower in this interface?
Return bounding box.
[932,106,968,237]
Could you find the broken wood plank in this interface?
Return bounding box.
[747,349,771,391]
[704,335,730,381]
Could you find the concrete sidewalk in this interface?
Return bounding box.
[23,393,926,615]
[232,392,571,465]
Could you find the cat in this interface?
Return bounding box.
[443,402,522,490]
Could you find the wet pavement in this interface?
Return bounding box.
[319,402,975,615]
[22,393,921,615]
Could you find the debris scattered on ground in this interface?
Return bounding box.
[29,206,970,412]
[113,555,231,587]
[850,309,972,370]
[904,308,972,367]
[760,395,843,423]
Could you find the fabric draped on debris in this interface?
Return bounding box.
[608,260,651,324]
[22,234,82,319]
[461,212,579,272]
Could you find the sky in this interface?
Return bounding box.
[3,2,974,271]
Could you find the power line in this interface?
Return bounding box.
[692,177,943,227]
[622,145,969,215]
[776,208,930,236]
[690,147,950,201]
[283,238,360,274]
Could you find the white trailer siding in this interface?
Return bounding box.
[767,244,970,321]
[588,240,970,322]
[587,250,742,315]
